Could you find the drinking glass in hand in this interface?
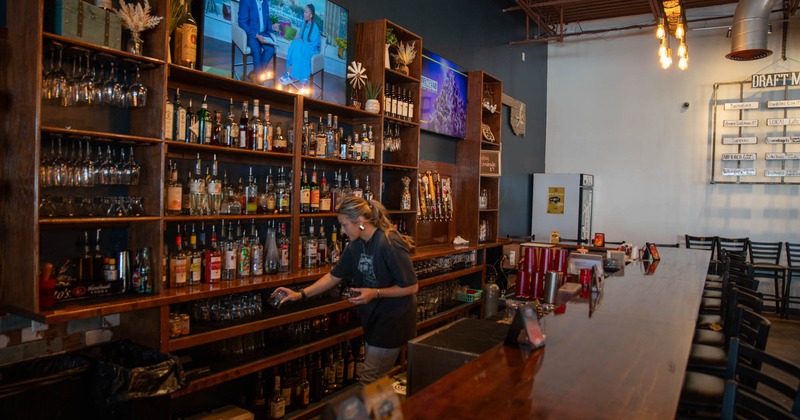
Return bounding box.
[268,289,288,308]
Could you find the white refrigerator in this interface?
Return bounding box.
[530,173,594,244]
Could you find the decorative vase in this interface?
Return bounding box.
[385,44,391,68]
[396,63,408,75]
[365,99,380,114]
[338,47,345,59]
[127,37,144,55]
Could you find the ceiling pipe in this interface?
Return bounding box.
[726,0,779,60]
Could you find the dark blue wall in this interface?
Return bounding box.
[336,0,546,237]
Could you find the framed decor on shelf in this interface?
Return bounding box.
[480,149,501,177]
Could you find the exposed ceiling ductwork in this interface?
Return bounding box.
[726,0,780,60]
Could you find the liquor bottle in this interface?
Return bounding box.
[363,175,373,201]
[92,229,104,283]
[267,169,277,214]
[341,172,352,198]
[307,118,317,157]
[79,231,94,283]
[165,160,182,215]
[173,0,197,69]
[198,95,211,144]
[189,153,205,215]
[257,173,270,215]
[277,166,291,214]
[334,344,345,387]
[408,89,415,120]
[248,99,263,151]
[345,343,356,383]
[250,221,264,276]
[327,115,337,158]
[182,169,192,215]
[204,225,222,283]
[236,221,251,278]
[355,339,366,382]
[304,219,318,269]
[479,188,489,210]
[185,98,197,143]
[222,222,237,281]
[269,370,285,419]
[245,167,258,215]
[137,247,153,294]
[384,83,392,117]
[352,177,363,199]
[238,100,249,149]
[273,122,288,153]
[332,169,343,211]
[188,224,202,285]
[391,85,398,118]
[263,104,273,152]
[299,164,310,214]
[361,124,370,161]
[297,362,310,409]
[210,110,223,146]
[319,172,331,213]
[339,132,348,160]
[324,350,336,393]
[368,126,376,162]
[281,363,293,411]
[315,117,327,157]
[169,225,188,288]
[317,223,327,267]
[225,98,238,148]
[253,371,268,420]
[350,133,360,161]
[207,154,222,215]
[173,88,187,142]
[309,165,320,213]
[278,222,290,272]
[329,231,341,265]
[165,95,174,140]
[265,223,279,274]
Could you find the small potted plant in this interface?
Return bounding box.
[392,41,416,75]
[364,80,383,114]
[385,27,398,68]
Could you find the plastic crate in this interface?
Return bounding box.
[455,289,483,303]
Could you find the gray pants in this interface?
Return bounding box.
[359,344,401,386]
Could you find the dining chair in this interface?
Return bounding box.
[749,241,784,314]
[784,242,800,319]
[695,286,763,346]
[721,382,798,420]
[686,235,718,275]
[722,338,800,417]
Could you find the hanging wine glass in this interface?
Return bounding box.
[91,62,103,105]
[118,68,130,108]
[78,51,94,105]
[118,147,130,185]
[42,46,55,100]
[129,65,147,108]
[40,137,55,188]
[52,134,66,186]
[82,137,95,187]
[46,43,67,102]
[93,145,103,185]
[67,138,79,187]
[124,146,140,186]
[102,61,118,106]
[99,145,114,185]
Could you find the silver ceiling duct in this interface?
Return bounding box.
[726,0,779,61]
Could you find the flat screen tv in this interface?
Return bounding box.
[200,0,349,105]
[420,49,468,139]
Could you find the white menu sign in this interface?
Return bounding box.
[765,169,800,177]
[767,99,800,108]
[767,118,800,126]
[765,137,800,144]
[765,152,800,160]
[722,153,757,161]
[722,168,757,176]
[724,102,759,110]
[722,137,758,144]
[724,120,759,127]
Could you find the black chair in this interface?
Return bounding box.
[717,237,750,264]
[749,241,785,314]
[686,235,719,276]
[721,382,799,420]
[701,255,756,315]
[722,338,800,417]
[785,242,800,319]
[694,286,763,347]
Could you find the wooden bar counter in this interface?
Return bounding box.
[402,247,711,419]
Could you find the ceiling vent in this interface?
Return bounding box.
[726,0,778,61]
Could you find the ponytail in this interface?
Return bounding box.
[338,196,414,250]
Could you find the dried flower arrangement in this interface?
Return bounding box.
[117,0,164,42]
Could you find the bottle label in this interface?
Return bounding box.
[274,137,286,149]
[300,189,310,205]
[208,255,221,281]
[266,194,276,210]
[166,187,182,211]
[320,197,331,212]
[280,193,290,210]
[190,257,202,281]
[224,249,237,270]
[189,181,204,193]
[171,259,186,284]
[310,189,320,209]
[269,400,285,418]
[180,23,198,65]
[177,109,187,141]
[207,182,222,195]
[165,103,174,140]
[280,246,290,270]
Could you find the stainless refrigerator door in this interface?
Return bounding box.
[579,187,593,242]
[531,173,582,242]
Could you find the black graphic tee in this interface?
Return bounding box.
[331,229,418,348]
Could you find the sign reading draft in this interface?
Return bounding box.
[547,187,565,214]
[480,150,501,177]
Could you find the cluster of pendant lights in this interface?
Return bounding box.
[657,18,688,70]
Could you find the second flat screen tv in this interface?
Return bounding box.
[420,49,468,139]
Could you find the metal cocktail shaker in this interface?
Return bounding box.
[118,250,131,292]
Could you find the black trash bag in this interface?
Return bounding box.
[83,340,185,406]
[0,353,92,419]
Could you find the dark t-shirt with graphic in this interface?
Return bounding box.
[331,229,417,348]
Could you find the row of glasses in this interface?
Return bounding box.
[189,292,265,324]
[417,280,462,322]
[39,195,145,218]
[40,134,141,187]
[383,121,403,152]
[42,43,147,108]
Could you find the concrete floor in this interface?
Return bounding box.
[761,313,800,409]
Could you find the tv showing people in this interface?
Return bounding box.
[420,49,468,139]
[201,0,349,105]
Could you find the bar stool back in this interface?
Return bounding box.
[686,235,718,274]
[784,242,800,319]
[749,241,785,314]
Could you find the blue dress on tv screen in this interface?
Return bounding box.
[286,21,321,82]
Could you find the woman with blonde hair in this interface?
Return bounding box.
[272,196,418,386]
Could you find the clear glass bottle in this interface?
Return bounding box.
[207,154,222,215]
[137,246,153,294]
[169,226,188,288]
[265,224,279,274]
[165,160,182,215]
[479,188,489,210]
[222,222,237,281]
[250,221,264,277]
[189,153,206,215]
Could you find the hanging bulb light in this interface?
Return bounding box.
[658,37,668,58]
[678,56,688,70]
[675,22,685,39]
[678,39,688,58]
[656,18,666,39]
[661,47,673,69]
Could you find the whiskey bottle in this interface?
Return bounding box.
[300,163,310,214]
[309,165,320,213]
[278,222,290,272]
[263,104,273,152]
[269,370,285,419]
[250,221,264,277]
[198,95,212,144]
[315,117,327,157]
[329,231,341,265]
[238,100,249,149]
[363,175,373,201]
[273,122,288,153]
[165,160,182,215]
[204,225,222,283]
[327,115,337,158]
[352,177,363,199]
[253,371,268,420]
[188,224,203,285]
[165,95,174,140]
[317,223,327,267]
[277,166,291,214]
[169,225,188,288]
[173,0,198,69]
[225,98,238,148]
[185,98,197,143]
[248,99,263,151]
[189,153,206,215]
[173,88,187,142]
[319,171,331,213]
[210,110,223,146]
[368,126,376,162]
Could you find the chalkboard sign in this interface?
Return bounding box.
[480,150,501,177]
